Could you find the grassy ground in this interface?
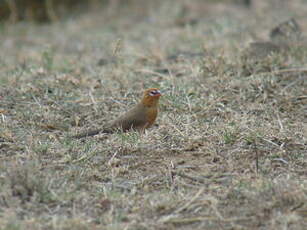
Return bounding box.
[0,0,306,229]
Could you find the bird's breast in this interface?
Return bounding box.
[145,107,158,127]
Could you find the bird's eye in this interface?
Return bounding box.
[149,90,161,96]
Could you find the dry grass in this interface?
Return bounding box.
[0,0,306,229]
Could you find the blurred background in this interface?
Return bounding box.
[0,0,115,22]
[0,0,283,23]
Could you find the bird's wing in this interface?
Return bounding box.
[111,104,148,131]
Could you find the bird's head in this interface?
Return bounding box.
[141,88,161,107]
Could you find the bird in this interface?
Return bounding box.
[73,88,161,138]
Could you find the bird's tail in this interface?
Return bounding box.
[72,128,112,138]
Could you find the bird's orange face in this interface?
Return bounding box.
[142,88,161,107]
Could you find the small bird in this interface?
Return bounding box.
[73,88,161,138]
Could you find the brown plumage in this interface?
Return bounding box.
[73,88,161,138]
